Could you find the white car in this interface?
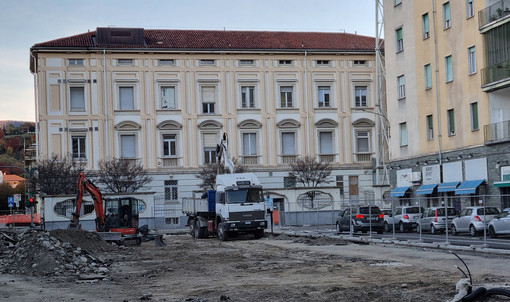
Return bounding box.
[451,206,500,237]
[384,206,424,233]
[488,211,510,238]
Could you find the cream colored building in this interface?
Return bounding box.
[384,0,510,208]
[30,28,385,225]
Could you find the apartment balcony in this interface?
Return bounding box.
[280,155,298,164]
[481,58,510,91]
[478,0,510,29]
[240,155,259,165]
[355,152,373,163]
[318,154,336,163]
[158,157,180,167]
[484,120,510,144]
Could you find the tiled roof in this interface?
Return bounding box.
[32,28,378,51]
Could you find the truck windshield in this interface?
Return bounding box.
[225,189,264,204]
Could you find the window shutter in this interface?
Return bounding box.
[119,87,134,110]
[203,133,218,147]
[202,86,215,103]
[121,135,136,158]
[70,87,85,111]
[282,133,295,155]
[319,132,333,154]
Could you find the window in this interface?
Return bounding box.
[162,134,176,156]
[240,60,254,65]
[243,133,257,156]
[395,28,404,52]
[70,87,85,111]
[279,60,292,65]
[159,59,174,66]
[466,0,474,18]
[470,102,479,131]
[424,64,432,89]
[447,109,455,136]
[445,55,453,82]
[119,86,134,110]
[72,135,86,159]
[426,115,434,139]
[349,175,359,196]
[468,46,476,75]
[118,59,133,65]
[164,180,178,201]
[319,132,333,154]
[356,131,369,153]
[284,176,296,188]
[355,86,367,107]
[353,60,366,66]
[200,59,215,65]
[281,132,296,155]
[317,60,330,66]
[397,75,406,99]
[399,122,408,146]
[318,86,330,107]
[201,86,216,114]
[336,176,344,197]
[422,13,430,39]
[241,86,255,108]
[68,59,83,66]
[161,86,176,109]
[443,2,451,29]
[280,86,293,108]
[120,134,136,158]
[203,133,218,164]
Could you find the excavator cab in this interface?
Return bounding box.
[104,197,139,232]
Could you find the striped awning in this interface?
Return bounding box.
[437,182,460,193]
[390,186,411,197]
[455,179,485,195]
[416,184,438,195]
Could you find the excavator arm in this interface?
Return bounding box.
[69,172,106,231]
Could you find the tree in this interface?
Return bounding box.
[196,158,246,191]
[29,155,85,195]
[289,156,332,208]
[94,158,153,193]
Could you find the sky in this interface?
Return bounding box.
[0,0,376,122]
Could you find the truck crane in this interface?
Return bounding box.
[68,172,142,245]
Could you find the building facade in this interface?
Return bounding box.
[384,0,510,209]
[30,28,384,227]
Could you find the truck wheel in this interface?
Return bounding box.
[193,220,202,239]
[253,229,264,239]
[190,220,196,237]
[218,223,229,241]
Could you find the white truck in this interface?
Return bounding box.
[182,173,267,240]
[182,133,267,241]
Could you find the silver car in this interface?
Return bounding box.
[417,207,457,234]
[451,206,500,237]
[488,211,510,238]
[384,206,424,233]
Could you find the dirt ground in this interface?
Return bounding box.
[1,229,510,302]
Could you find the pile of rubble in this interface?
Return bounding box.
[0,229,118,277]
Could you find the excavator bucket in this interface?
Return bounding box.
[154,234,166,247]
[67,221,82,230]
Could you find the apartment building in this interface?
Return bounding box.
[29,28,384,224]
[384,0,510,209]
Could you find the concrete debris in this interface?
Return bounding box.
[0,229,117,277]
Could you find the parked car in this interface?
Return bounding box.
[383,206,424,233]
[417,207,457,234]
[336,206,385,234]
[503,208,510,214]
[488,211,510,238]
[450,206,500,237]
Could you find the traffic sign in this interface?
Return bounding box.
[8,197,14,208]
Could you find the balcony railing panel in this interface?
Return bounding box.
[484,120,510,143]
[159,157,180,167]
[318,154,336,163]
[241,155,259,165]
[481,58,510,87]
[479,0,510,28]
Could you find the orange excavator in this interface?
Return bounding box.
[68,172,142,245]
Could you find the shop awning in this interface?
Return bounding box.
[494,181,510,188]
[416,184,438,195]
[455,179,485,195]
[437,182,460,193]
[390,186,411,197]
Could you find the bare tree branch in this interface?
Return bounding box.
[94,159,153,193]
[29,155,85,195]
[196,158,246,191]
[289,156,332,207]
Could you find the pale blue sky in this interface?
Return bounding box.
[0,0,376,121]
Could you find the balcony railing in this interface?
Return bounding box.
[318,154,336,163]
[479,0,510,29]
[355,153,373,163]
[484,120,510,144]
[159,157,180,167]
[241,155,259,165]
[481,58,510,88]
[280,155,298,164]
